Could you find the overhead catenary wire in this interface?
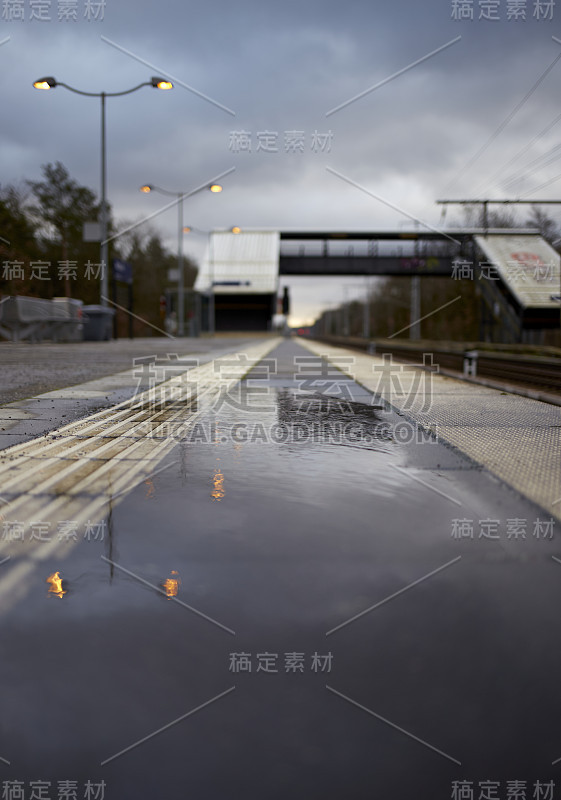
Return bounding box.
[501,144,561,193]
[442,50,561,194]
[520,171,561,197]
[476,109,561,195]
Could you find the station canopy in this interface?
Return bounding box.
[195,231,280,294]
[475,233,561,310]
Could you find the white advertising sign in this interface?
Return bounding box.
[475,234,561,310]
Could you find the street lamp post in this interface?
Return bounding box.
[209,231,215,336]
[33,76,173,306]
[363,277,371,340]
[140,183,223,336]
[178,193,184,336]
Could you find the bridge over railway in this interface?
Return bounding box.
[191,228,561,339]
[279,228,477,276]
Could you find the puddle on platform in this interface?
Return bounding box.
[0,352,557,795]
[274,390,393,452]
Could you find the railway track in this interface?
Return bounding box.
[310,335,561,401]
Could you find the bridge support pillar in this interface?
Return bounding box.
[410,276,421,339]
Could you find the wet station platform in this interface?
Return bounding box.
[0,337,560,799]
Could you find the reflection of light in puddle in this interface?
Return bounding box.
[211,424,225,500]
[212,467,225,501]
[163,570,180,597]
[46,571,66,599]
[144,477,155,499]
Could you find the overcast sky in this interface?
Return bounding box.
[2,0,561,323]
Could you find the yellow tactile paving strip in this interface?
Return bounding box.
[0,338,280,610]
[300,339,561,522]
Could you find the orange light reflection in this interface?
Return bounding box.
[46,571,66,599]
[163,570,180,597]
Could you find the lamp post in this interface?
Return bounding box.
[140,183,223,336]
[33,75,173,306]
[209,230,215,335]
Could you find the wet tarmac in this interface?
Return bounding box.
[0,336,268,448]
[1,340,560,799]
[0,335,261,406]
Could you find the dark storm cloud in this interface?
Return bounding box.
[2,0,561,321]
